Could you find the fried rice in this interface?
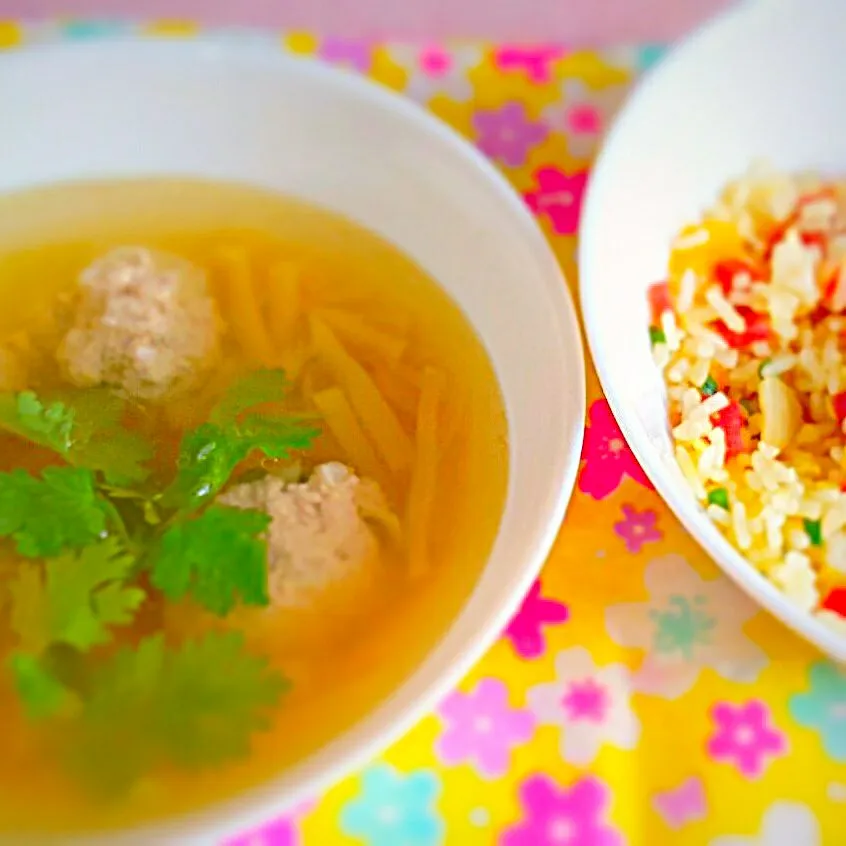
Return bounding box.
[651,163,846,636]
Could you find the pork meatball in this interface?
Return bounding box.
[58,247,221,400]
[218,462,390,609]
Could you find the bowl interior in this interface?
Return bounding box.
[0,38,586,841]
[580,0,846,661]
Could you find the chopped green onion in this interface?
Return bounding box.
[803,518,823,547]
[758,358,771,378]
[649,326,666,346]
[701,375,718,397]
[707,487,729,510]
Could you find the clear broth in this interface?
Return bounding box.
[0,179,508,835]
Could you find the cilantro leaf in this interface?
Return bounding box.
[9,538,145,654]
[209,368,290,425]
[53,389,153,486]
[0,388,153,486]
[151,505,271,616]
[65,632,286,794]
[0,467,109,558]
[162,423,245,513]
[9,653,77,720]
[238,413,324,458]
[163,371,320,514]
[0,391,75,454]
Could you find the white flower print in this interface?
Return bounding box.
[542,78,629,160]
[527,646,640,765]
[387,44,482,104]
[605,554,768,699]
[709,802,821,846]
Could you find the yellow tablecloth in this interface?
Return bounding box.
[2,21,844,846]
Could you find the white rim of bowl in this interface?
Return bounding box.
[579,2,846,663]
[0,35,587,843]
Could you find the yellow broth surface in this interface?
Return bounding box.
[0,179,508,834]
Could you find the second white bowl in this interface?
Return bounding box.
[580,0,846,661]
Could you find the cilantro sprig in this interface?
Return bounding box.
[0,467,110,558]
[0,389,152,486]
[152,505,271,616]
[0,368,319,794]
[9,538,145,655]
[8,538,146,719]
[0,391,75,453]
[64,631,286,794]
[162,369,320,515]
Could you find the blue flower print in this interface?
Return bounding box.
[341,764,443,846]
[638,44,667,72]
[61,20,129,41]
[789,661,846,761]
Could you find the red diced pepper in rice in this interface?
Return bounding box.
[764,189,836,260]
[821,261,846,313]
[713,306,771,349]
[821,586,846,618]
[647,281,673,324]
[711,400,748,459]
[800,230,827,251]
[832,392,846,425]
[713,258,762,294]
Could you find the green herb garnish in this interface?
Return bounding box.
[0,467,110,558]
[58,389,154,486]
[9,538,144,656]
[706,487,730,510]
[0,389,153,486]
[9,653,77,720]
[64,631,286,794]
[0,369,318,795]
[208,368,291,425]
[804,518,823,547]
[649,325,666,346]
[701,375,719,397]
[0,391,76,454]
[152,505,271,616]
[163,370,320,514]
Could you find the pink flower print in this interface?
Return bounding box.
[614,504,662,553]
[419,46,451,76]
[567,104,602,134]
[502,774,623,846]
[708,700,787,778]
[494,45,567,83]
[543,80,630,160]
[579,399,652,500]
[524,167,588,236]
[561,678,608,722]
[318,38,372,73]
[503,579,569,659]
[474,102,549,168]
[387,44,482,103]
[652,776,707,830]
[528,647,640,765]
[224,800,314,846]
[437,678,535,778]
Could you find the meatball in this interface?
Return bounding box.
[218,462,389,609]
[57,247,221,401]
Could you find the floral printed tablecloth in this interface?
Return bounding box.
[2,20,845,846]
